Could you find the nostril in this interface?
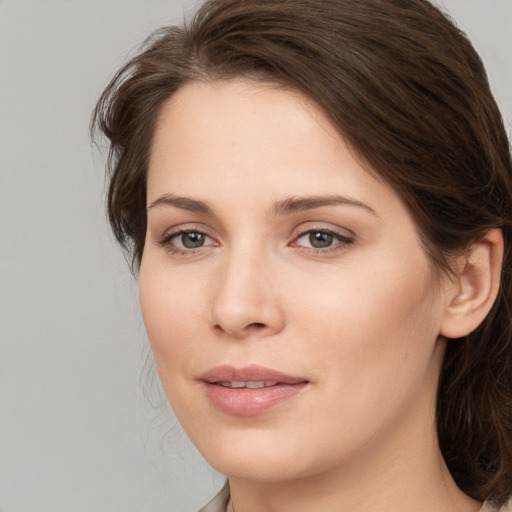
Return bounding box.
[248,323,266,329]
[212,322,267,337]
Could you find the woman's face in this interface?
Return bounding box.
[140,80,453,483]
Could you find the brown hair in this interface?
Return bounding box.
[92,0,512,504]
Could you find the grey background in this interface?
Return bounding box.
[0,1,510,511]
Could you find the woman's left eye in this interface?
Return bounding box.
[294,230,353,250]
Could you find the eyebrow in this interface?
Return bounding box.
[148,194,213,214]
[272,195,377,216]
[148,193,377,217]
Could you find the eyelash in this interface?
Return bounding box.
[157,229,216,255]
[157,227,354,255]
[292,228,354,253]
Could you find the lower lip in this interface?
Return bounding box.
[203,382,308,416]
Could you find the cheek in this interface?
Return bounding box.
[289,253,441,384]
[138,263,213,425]
[282,259,443,451]
[139,261,208,371]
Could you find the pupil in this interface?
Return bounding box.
[309,232,333,248]
[182,232,205,249]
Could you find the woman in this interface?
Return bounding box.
[92,0,512,511]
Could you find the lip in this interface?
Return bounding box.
[200,365,309,416]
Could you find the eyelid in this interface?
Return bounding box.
[156,222,212,240]
[291,222,354,240]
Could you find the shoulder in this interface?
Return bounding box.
[196,481,230,512]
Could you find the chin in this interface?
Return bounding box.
[210,453,308,483]
[191,426,339,484]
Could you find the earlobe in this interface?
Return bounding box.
[440,229,504,339]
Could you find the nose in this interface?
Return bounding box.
[210,248,285,340]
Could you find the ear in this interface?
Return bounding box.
[440,229,504,339]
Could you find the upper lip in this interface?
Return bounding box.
[200,365,308,384]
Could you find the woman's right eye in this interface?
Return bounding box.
[159,230,216,253]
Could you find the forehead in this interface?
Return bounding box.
[150,79,339,169]
[148,79,384,201]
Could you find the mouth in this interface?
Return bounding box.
[200,365,309,416]
[217,381,279,388]
[200,364,307,385]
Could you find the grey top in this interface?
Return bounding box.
[481,498,512,512]
[197,482,512,512]
[197,482,231,512]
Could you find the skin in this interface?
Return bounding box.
[140,79,484,512]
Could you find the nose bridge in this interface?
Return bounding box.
[210,239,283,338]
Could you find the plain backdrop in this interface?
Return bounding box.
[0,1,510,511]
